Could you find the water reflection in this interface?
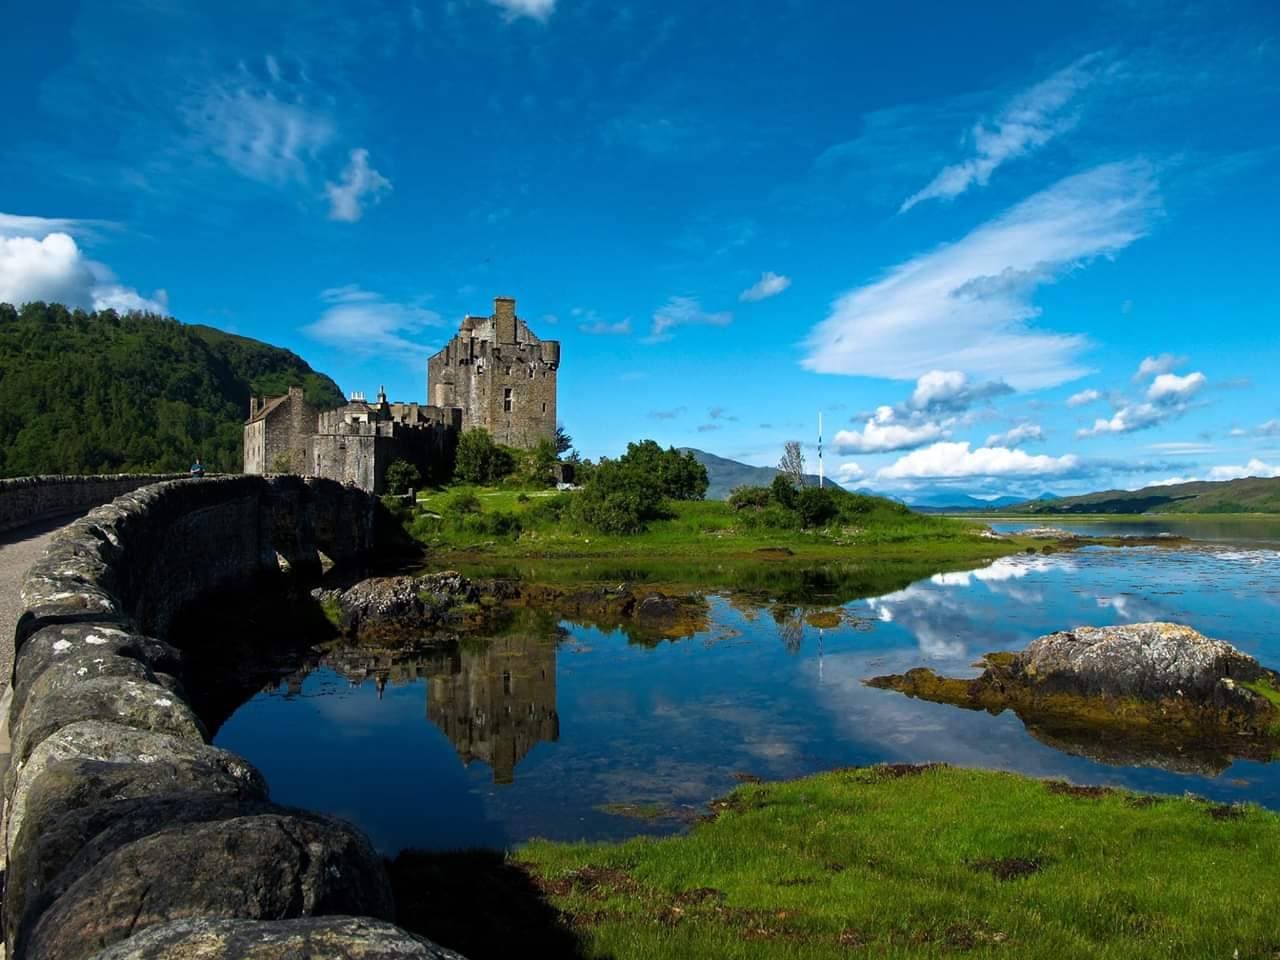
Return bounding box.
[215,543,1280,853]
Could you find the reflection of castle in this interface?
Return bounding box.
[428,634,560,785]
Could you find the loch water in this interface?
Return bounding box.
[215,522,1280,854]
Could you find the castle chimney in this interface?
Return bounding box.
[494,296,517,344]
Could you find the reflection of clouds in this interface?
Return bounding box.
[931,554,1072,587]
[1097,593,1165,623]
[866,587,970,659]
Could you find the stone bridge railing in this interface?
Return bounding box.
[0,475,191,536]
[3,476,460,959]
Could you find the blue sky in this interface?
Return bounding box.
[2,0,1278,497]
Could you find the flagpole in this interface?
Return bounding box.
[818,411,824,488]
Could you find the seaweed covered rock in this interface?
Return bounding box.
[867,622,1280,770]
[316,572,486,638]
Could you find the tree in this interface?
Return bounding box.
[778,441,805,488]
[521,438,559,487]
[554,425,573,455]
[569,458,664,533]
[453,429,515,485]
[618,440,709,500]
[384,459,421,495]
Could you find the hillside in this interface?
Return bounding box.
[0,301,344,476]
[994,476,1280,515]
[680,448,824,500]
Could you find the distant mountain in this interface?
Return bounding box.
[910,491,1061,512]
[679,448,825,500]
[991,478,1280,515]
[0,301,345,476]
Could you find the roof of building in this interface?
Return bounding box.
[245,394,291,425]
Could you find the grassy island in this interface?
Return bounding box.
[393,765,1280,960]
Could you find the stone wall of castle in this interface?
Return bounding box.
[0,474,188,535]
[244,386,318,476]
[426,297,559,448]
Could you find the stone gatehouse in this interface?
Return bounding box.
[244,297,559,492]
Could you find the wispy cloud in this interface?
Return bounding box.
[647,296,731,343]
[1133,353,1186,381]
[186,83,334,185]
[1066,388,1101,407]
[573,308,632,336]
[909,370,1012,412]
[803,161,1160,390]
[304,285,441,358]
[325,148,392,222]
[986,422,1044,447]
[900,53,1105,212]
[648,406,686,420]
[0,214,167,313]
[739,271,791,302]
[487,0,556,22]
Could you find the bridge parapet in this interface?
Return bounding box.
[3,476,458,959]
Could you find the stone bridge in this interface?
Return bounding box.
[0,476,462,959]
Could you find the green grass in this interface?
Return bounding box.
[511,765,1280,959]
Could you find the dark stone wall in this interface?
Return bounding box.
[0,475,187,535]
[3,476,458,959]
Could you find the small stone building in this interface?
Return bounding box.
[245,296,559,492]
[426,296,560,448]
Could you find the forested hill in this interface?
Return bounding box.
[0,301,344,476]
[994,476,1280,515]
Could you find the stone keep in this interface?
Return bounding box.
[426,297,560,448]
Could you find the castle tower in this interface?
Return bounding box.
[425,296,560,448]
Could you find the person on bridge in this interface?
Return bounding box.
[190,458,205,478]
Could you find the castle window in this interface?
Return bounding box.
[503,388,513,412]
[541,402,546,413]
[503,671,512,695]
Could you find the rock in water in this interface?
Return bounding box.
[866,622,1280,771]
[1016,622,1270,700]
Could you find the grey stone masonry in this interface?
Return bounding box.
[2,476,468,960]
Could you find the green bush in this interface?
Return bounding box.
[797,487,840,528]
[570,459,664,534]
[443,490,482,515]
[461,510,523,539]
[453,429,516,484]
[524,492,573,527]
[770,474,798,509]
[384,459,422,495]
[617,440,709,500]
[728,485,772,511]
[519,438,560,487]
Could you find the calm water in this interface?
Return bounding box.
[216,535,1280,854]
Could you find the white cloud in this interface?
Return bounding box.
[487,0,556,20]
[1259,420,1280,437]
[304,285,441,357]
[1066,388,1101,407]
[878,441,1079,480]
[835,461,864,483]
[900,53,1104,212]
[803,161,1159,390]
[834,406,949,454]
[0,216,167,313]
[1208,459,1280,481]
[1133,353,1185,381]
[909,369,1010,412]
[1078,368,1206,437]
[1147,370,1206,402]
[986,422,1044,447]
[647,296,731,343]
[187,84,334,185]
[1146,441,1215,455]
[739,271,791,302]
[325,148,392,222]
[578,318,632,336]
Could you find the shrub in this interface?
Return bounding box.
[461,511,522,539]
[443,490,481,515]
[453,429,516,484]
[519,438,560,487]
[384,459,421,495]
[770,473,798,509]
[524,492,573,527]
[570,459,663,534]
[728,485,772,511]
[796,486,840,528]
[617,440,709,500]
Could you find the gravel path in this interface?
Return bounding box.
[0,517,70,691]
